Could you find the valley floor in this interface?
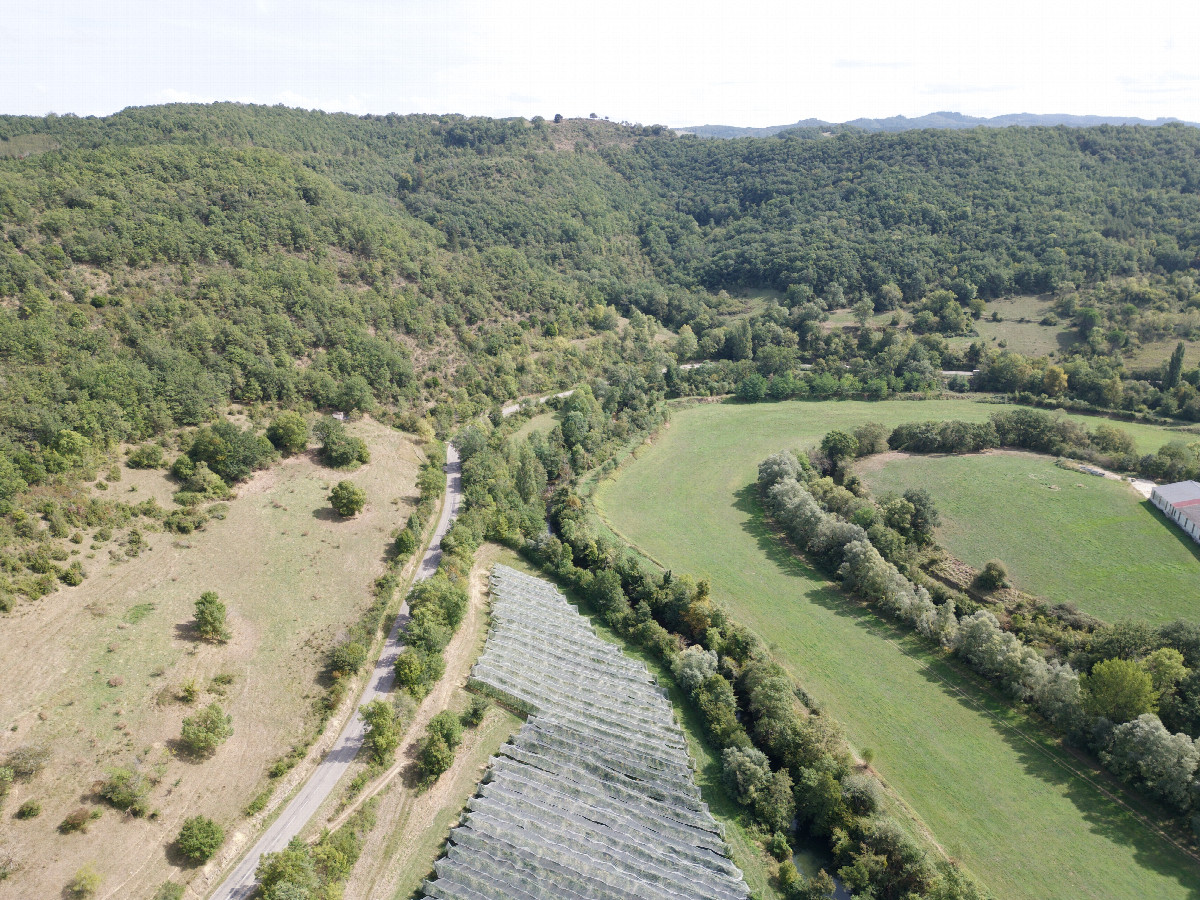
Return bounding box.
[596,398,1200,900]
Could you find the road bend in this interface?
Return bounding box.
[210,444,463,900]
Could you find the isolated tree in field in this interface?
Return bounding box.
[329,481,367,517]
[266,411,309,455]
[180,702,233,756]
[852,297,875,328]
[194,591,230,642]
[176,815,224,863]
[1082,658,1157,723]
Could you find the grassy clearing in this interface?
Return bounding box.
[1127,338,1200,369]
[491,548,786,900]
[512,411,559,441]
[860,451,1200,623]
[0,418,421,900]
[595,399,1200,900]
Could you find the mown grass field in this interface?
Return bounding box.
[861,451,1200,622]
[0,418,422,900]
[595,398,1200,900]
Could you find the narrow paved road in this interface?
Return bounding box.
[210,444,462,900]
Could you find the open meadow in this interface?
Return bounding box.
[0,418,421,900]
[860,450,1200,622]
[595,398,1200,900]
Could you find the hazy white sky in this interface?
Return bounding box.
[2,0,1198,126]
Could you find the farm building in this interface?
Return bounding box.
[1150,481,1200,545]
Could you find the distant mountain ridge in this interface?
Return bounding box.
[679,111,1200,139]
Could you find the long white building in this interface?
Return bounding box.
[1150,480,1200,545]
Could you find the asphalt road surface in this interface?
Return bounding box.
[209,444,463,900]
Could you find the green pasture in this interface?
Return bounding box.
[861,451,1200,622]
[595,398,1200,900]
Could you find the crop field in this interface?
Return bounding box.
[595,399,1200,900]
[860,451,1200,622]
[0,418,421,900]
[422,565,751,900]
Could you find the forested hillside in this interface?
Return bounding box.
[2,105,1200,605]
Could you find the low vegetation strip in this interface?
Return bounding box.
[422,565,749,900]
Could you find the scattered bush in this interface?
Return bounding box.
[461,696,489,728]
[176,815,224,863]
[127,444,165,469]
[153,883,185,900]
[330,480,367,517]
[315,417,370,469]
[3,745,49,780]
[16,799,40,819]
[59,807,95,833]
[180,702,233,757]
[98,767,151,816]
[66,863,102,897]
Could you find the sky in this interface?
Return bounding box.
[2,0,1199,126]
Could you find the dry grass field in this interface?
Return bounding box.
[0,418,422,900]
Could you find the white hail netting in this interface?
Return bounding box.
[422,565,750,900]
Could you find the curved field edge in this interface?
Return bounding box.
[858,450,1200,623]
[594,398,1200,900]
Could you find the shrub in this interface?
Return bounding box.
[127,444,165,469]
[315,417,370,468]
[98,767,150,815]
[266,411,310,455]
[461,696,489,728]
[67,863,102,897]
[767,830,791,861]
[416,733,454,786]
[194,591,230,642]
[153,884,185,900]
[0,766,12,798]
[4,744,49,779]
[428,710,463,750]
[360,699,399,764]
[16,799,41,818]
[59,807,94,833]
[176,815,224,863]
[180,702,233,757]
[330,481,367,517]
[973,560,1009,591]
[329,640,367,676]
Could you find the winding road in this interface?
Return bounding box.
[209,444,462,900]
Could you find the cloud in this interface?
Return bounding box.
[835,59,913,70]
[919,83,1015,95]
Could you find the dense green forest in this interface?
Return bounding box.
[2,104,1200,607]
